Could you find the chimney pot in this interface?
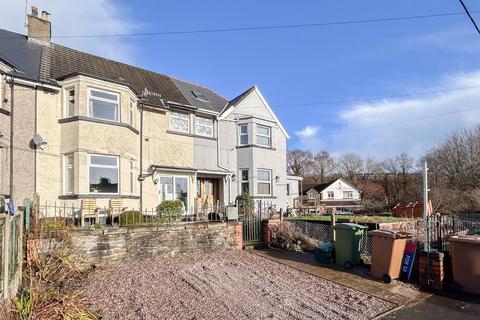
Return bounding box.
[31,6,38,17]
[41,10,50,20]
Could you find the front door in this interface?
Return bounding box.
[196,178,218,212]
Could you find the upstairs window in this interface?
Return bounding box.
[343,191,353,199]
[327,191,334,199]
[169,111,189,133]
[257,169,271,195]
[65,89,75,117]
[239,124,248,145]
[195,116,213,137]
[88,154,119,194]
[128,100,135,127]
[256,125,271,146]
[240,169,249,193]
[88,89,119,122]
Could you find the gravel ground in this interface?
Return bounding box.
[78,251,396,320]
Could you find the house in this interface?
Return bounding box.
[301,178,362,214]
[0,7,298,220]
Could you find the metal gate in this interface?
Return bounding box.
[238,200,270,244]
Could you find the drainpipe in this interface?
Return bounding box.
[8,77,14,201]
[139,102,144,213]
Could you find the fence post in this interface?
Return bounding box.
[331,211,336,242]
[2,214,10,300]
[24,198,31,231]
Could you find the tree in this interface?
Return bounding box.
[337,153,364,184]
[287,149,313,176]
[311,151,335,182]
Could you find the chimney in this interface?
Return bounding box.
[27,6,51,46]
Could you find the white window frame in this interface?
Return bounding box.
[63,154,74,194]
[239,124,248,146]
[128,99,135,127]
[88,154,119,195]
[157,175,189,211]
[0,75,3,110]
[195,115,214,137]
[64,88,75,117]
[343,191,353,199]
[169,111,190,133]
[240,169,249,194]
[129,159,134,194]
[257,169,272,196]
[327,191,334,199]
[87,88,120,122]
[256,124,271,147]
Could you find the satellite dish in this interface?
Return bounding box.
[31,133,47,149]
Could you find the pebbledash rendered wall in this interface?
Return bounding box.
[29,221,243,269]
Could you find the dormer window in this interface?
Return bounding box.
[88,88,119,122]
[192,90,208,102]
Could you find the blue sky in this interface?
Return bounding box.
[2,0,480,159]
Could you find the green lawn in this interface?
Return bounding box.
[286,214,408,224]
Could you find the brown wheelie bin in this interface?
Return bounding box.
[370,230,412,283]
[449,235,480,294]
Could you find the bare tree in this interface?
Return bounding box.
[311,151,335,182]
[337,153,364,184]
[287,149,313,176]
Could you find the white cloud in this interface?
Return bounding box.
[0,0,140,63]
[330,71,480,158]
[295,126,319,138]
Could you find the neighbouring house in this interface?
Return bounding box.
[0,7,299,223]
[299,178,362,214]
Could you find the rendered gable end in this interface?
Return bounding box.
[220,86,289,139]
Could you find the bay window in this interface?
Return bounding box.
[239,124,248,145]
[169,111,189,133]
[257,169,272,195]
[65,89,75,117]
[240,169,249,193]
[195,116,213,137]
[256,125,271,146]
[64,154,74,194]
[88,88,119,122]
[88,154,119,194]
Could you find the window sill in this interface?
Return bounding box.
[58,116,139,135]
[251,196,277,199]
[166,130,216,140]
[58,194,140,200]
[236,144,276,151]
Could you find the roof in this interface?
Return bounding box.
[0,29,43,81]
[302,181,335,195]
[171,77,227,113]
[39,44,189,108]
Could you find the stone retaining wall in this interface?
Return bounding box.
[29,221,242,268]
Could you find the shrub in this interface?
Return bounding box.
[119,210,143,225]
[271,222,320,252]
[156,200,184,221]
[236,192,254,216]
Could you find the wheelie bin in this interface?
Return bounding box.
[370,230,412,283]
[449,235,480,294]
[333,223,368,269]
[314,242,334,264]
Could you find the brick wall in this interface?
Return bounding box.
[418,250,447,290]
[262,219,281,246]
[29,221,242,269]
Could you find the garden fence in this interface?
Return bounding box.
[1,212,23,300]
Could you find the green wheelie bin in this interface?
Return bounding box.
[333,223,368,269]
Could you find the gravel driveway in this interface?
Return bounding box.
[80,251,396,320]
